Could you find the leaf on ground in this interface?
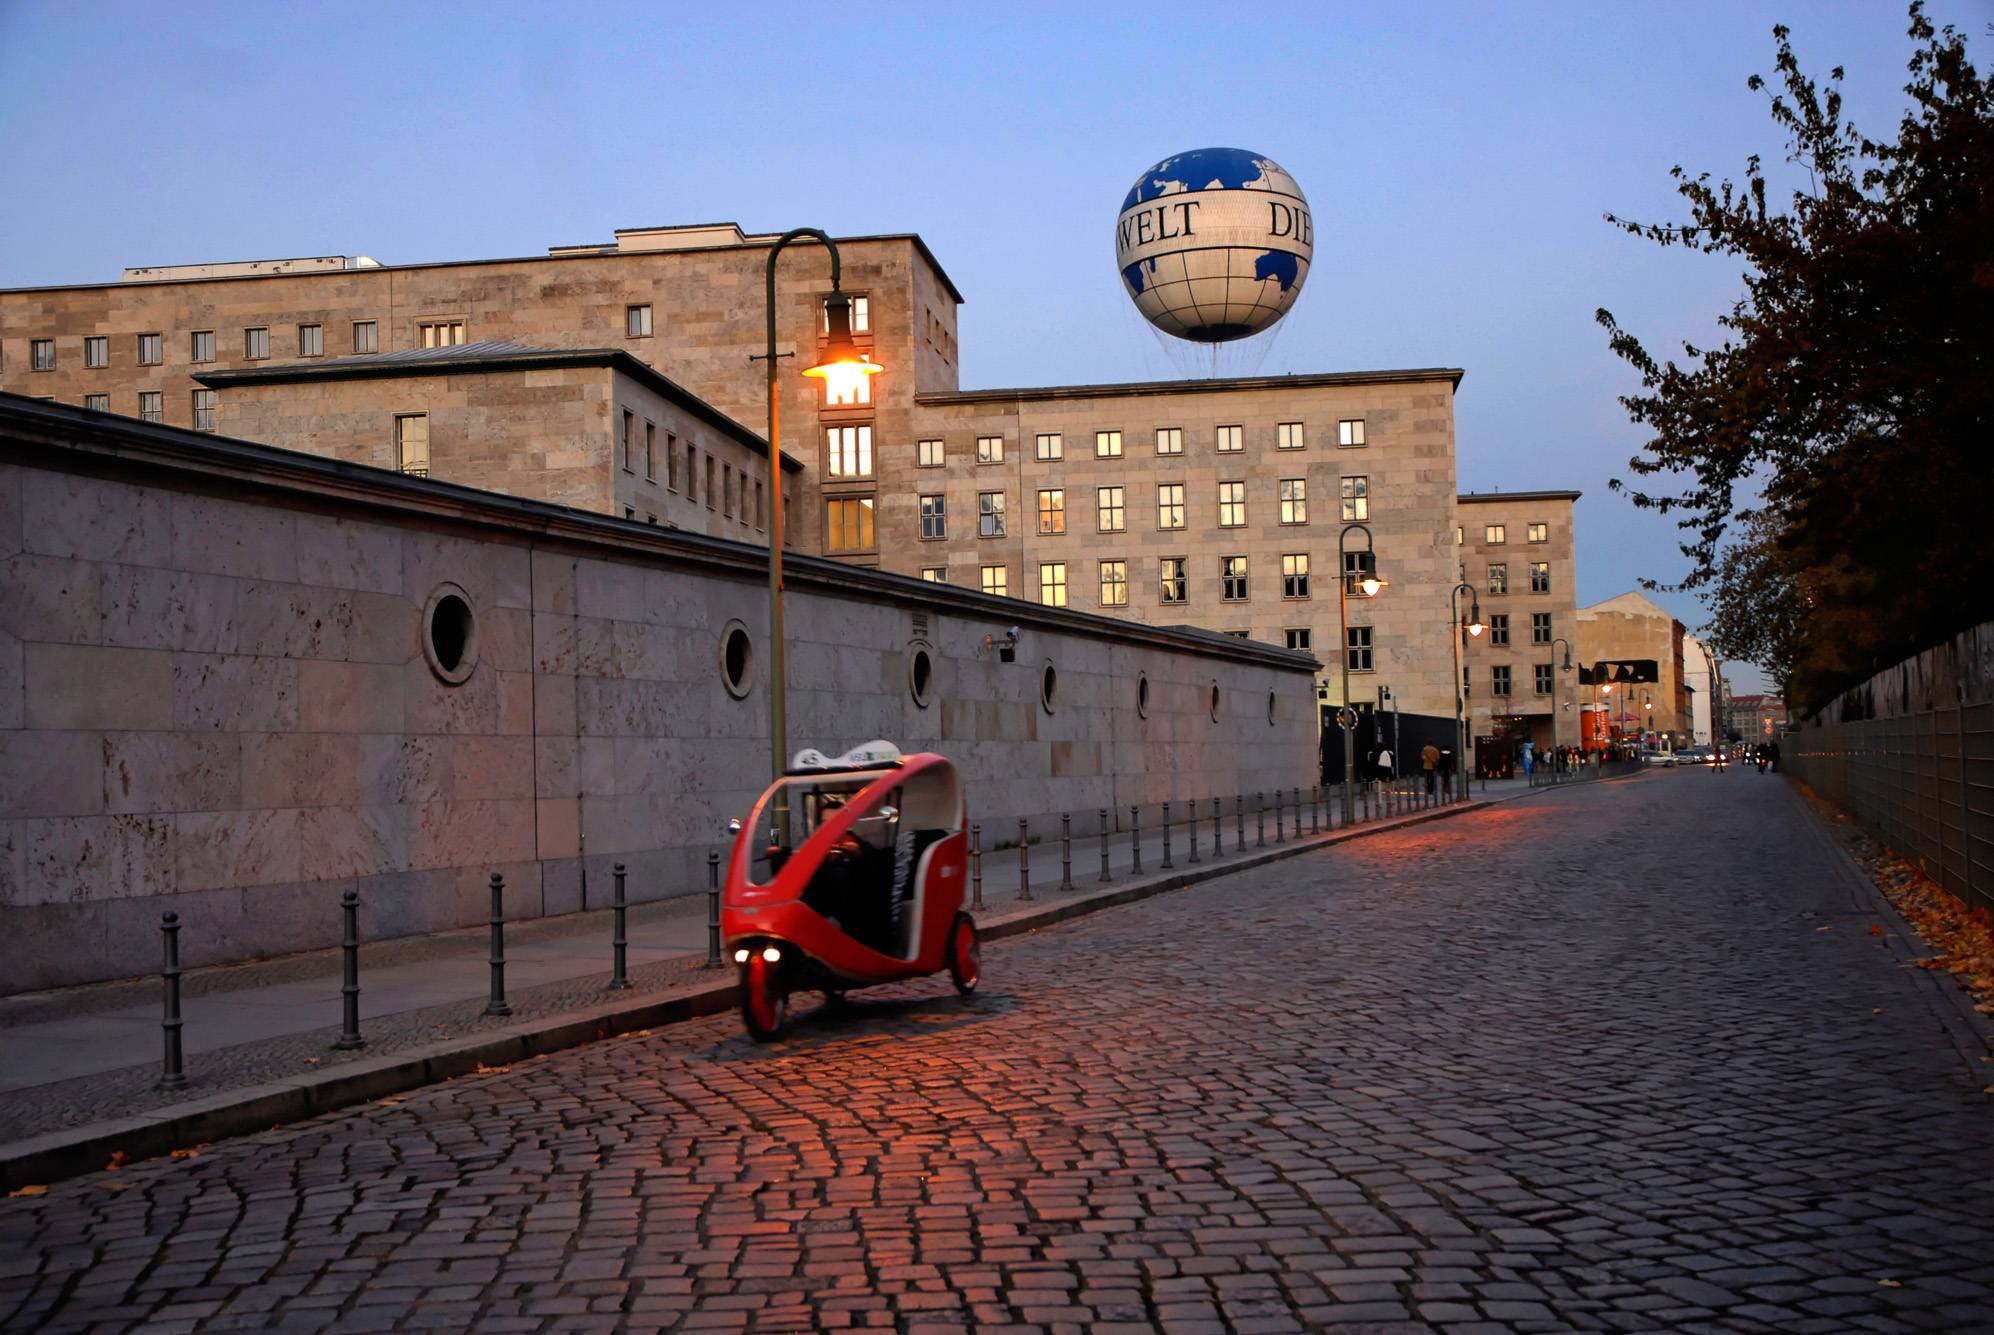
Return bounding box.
[169,1149,197,1159]
[8,1185,47,1197]
[104,1152,128,1170]
[1879,1279,1903,1288]
[1869,925,1885,936]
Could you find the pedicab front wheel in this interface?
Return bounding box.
[740,950,788,1042]
[946,912,980,996]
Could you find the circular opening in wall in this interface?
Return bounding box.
[1137,673,1151,718]
[909,643,935,708]
[1268,690,1278,725]
[421,583,479,685]
[720,620,756,699]
[1041,661,1058,714]
[1210,683,1222,722]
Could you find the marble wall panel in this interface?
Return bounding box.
[172,652,299,732]
[103,731,241,815]
[27,643,172,731]
[22,471,171,567]
[1,554,102,646]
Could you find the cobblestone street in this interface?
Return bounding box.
[5,769,1993,1335]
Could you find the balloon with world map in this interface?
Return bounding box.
[1115,147,1313,344]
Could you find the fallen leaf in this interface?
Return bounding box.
[1870,925,1884,937]
[101,1182,137,1192]
[378,1099,404,1106]
[105,1152,128,1170]
[473,1062,512,1074]
[1817,925,1834,932]
[1879,1279,1902,1288]
[8,1185,47,1197]
[303,1057,319,1064]
[1873,1008,1884,1014]
[169,1149,198,1160]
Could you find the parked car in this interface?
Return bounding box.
[1639,748,1677,766]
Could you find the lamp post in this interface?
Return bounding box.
[758,230,882,849]
[1550,636,1574,749]
[1337,524,1386,821]
[1450,579,1484,798]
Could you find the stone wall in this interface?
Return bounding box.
[0,396,1318,994]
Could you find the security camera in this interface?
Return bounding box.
[1006,627,1019,642]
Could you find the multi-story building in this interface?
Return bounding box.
[1455,490,1582,748]
[1575,591,1690,746]
[0,222,1469,720]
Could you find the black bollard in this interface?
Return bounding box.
[1099,808,1112,883]
[1018,819,1032,902]
[1311,785,1321,835]
[609,862,630,990]
[1256,792,1266,847]
[706,851,723,968]
[159,911,187,1090]
[1060,813,1073,891]
[1236,794,1245,852]
[1274,790,1285,844]
[971,823,983,910]
[1294,788,1303,838]
[1161,802,1174,869]
[1187,798,1201,864]
[1130,805,1143,875]
[1212,796,1224,855]
[485,873,511,1017]
[333,889,365,1050]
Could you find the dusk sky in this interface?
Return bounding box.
[4,1,1986,691]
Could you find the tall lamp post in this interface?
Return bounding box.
[1450,579,1484,799]
[1337,524,1386,822]
[1550,636,1574,750]
[759,229,882,845]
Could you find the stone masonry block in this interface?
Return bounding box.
[172,653,299,732]
[25,643,172,731]
[0,554,101,645]
[22,470,170,566]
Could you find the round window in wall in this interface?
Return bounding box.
[908,642,935,709]
[1209,682,1222,722]
[421,583,479,685]
[1136,672,1151,718]
[1040,661,1058,714]
[720,620,756,699]
[1268,690,1278,725]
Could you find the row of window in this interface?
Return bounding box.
[904,553,1371,606]
[1469,523,1550,545]
[1468,664,1560,697]
[19,323,395,371]
[903,479,1372,541]
[914,420,1365,468]
[1485,562,1554,595]
[1468,612,1560,646]
[73,389,213,428]
[614,408,764,528]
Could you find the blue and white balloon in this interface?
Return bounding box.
[1115,147,1313,344]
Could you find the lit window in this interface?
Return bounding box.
[920,494,946,540]
[921,567,948,583]
[137,333,162,366]
[827,425,873,477]
[1097,486,1125,532]
[825,498,875,552]
[243,327,270,360]
[1346,626,1374,671]
[1285,629,1312,650]
[1095,430,1122,458]
[1277,422,1305,450]
[84,394,108,411]
[1157,484,1185,530]
[622,411,636,473]
[1488,563,1508,594]
[626,304,652,338]
[138,392,162,423]
[190,331,214,363]
[1155,427,1183,455]
[1222,556,1248,601]
[1279,479,1307,525]
[980,564,1007,596]
[396,414,428,474]
[978,491,1006,537]
[918,438,944,467]
[1035,433,1062,461]
[420,321,465,347]
[1528,522,1548,543]
[1486,524,1506,544]
[1282,553,1310,598]
[353,321,378,354]
[1338,419,1365,447]
[1491,665,1513,697]
[1216,425,1243,453]
[1099,560,1127,607]
[84,337,108,369]
[976,435,1004,464]
[1488,614,1510,646]
[1218,481,1245,527]
[825,363,871,406]
[1535,663,1554,695]
[1531,561,1551,593]
[192,390,217,432]
[1037,489,1065,535]
[29,340,54,371]
[1340,476,1369,521]
[822,296,871,333]
[1532,612,1552,644]
[1039,563,1067,607]
[299,324,323,357]
[1160,557,1187,604]
[1456,526,1464,544]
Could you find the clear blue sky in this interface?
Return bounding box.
[4,0,1986,690]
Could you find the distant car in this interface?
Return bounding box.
[1677,746,1713,765]
[1639,748,1677,766]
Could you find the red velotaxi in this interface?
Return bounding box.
[722,741,978,1041]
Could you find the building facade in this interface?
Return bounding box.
[1575,591,1690,746]
[1456,491,1581,748]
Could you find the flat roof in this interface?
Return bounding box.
[917,366,1464,406]
[1457,489,1583,504]
[192,342,802,472]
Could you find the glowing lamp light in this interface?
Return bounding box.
[733,949,750,964]
[1358,575,1386,597]
[761,945,782,963]
[801,289,883,401]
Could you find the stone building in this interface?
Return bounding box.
[1456,490,1581,748]
[1575,591,1690,746]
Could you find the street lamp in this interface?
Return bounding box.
[759,229,883,848]
[1550,636,1574,750]
[1336,524,1386,824]
[1450,579,1483,800]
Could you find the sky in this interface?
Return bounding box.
[3,0,1987,693]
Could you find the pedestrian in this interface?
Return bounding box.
[1422,741,1439,796]
[1756,744,1767,774]
[1768,738,1781,773]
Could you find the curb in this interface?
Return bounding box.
[1,792,1500,1192]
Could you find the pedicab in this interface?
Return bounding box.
[721,741,978,1041]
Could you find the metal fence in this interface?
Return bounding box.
[1786,702,1994,917]
[1527,757,1645,788]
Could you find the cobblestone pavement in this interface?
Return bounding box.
[4,770,1992,1334]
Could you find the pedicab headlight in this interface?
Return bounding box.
[733,949,750,964]
[761,946,781,963]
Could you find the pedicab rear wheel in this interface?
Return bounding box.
[740,951,787,1041]
[946,913,980,996]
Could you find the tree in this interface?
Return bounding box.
[1596,4,1993,713]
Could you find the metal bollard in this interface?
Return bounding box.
[1236,794,1245,852]
[485,873,511,1017]
[1161,802,1174,869]
[1311,785,1321,835]
[1274,790,1285,844]
[159,911,187,1089]
[609,862,630,989]
[1060,812,1073,891]
[1099,808,1112,883]
[1187,797,1201,864]
[1256,792,1266,847]
[1213,796,1224,855]
[1130,805,1143,875]
[971,823,984,910]
[1295,788,1303,838]
[1018,819,1033,902]
[333,888,365,1050]
[706,851,723,968]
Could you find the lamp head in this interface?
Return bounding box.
[1359,575,1385,597]
[801,289,883,400]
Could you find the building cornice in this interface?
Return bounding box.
[916,367,1465,406]
[192,347,802,473]
[0,393,1317,673]
[1457,490,1583,504]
